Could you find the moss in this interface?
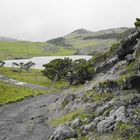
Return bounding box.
[115,121,140,139]
[82,89,113,103]
[50,109,84,126]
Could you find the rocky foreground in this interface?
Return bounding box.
[0,27,140,140]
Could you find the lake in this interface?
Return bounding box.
[4,55,92,69]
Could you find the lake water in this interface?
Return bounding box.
[4,55,92,69]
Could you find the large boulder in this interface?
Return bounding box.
[97,116,115,132]
[110,106,128,123]
[50,124,77,140]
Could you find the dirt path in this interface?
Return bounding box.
[0,74,50,90]
[0,92,61,140]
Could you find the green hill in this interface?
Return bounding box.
[0,27,130,60]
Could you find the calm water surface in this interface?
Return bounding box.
[4,55,92,69]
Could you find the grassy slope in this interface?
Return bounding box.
[0,41,76,60]
[0,28,129,60]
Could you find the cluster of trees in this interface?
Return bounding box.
[42,58,94,89]
[12,61,35,72]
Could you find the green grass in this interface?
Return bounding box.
[0,41,48,60]
[50,109,83,126]
[0,67,68,89]
[0,41,76,60]
[47,47,76,56]
[0,80,48,104]
[0,67,69,104]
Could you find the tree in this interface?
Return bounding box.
[134,18,140,27]
[42,58,72,90]
[66,59,94,85]
[19,61,35,72]
[0,61,5,67]
[12,61,35,72]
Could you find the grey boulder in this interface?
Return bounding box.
[50,124,77,140]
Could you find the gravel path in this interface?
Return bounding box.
[0,92,60,140]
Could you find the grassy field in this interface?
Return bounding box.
[0,67,69,104]
[0,80,48,104]
[0,67,68,88]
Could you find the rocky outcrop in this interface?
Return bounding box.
[110,106,128,122]
[117,29,140,60]
[50,124,77,140]
[97,116,115,132]
[95,56,118,74]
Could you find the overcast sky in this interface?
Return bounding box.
[0,0,139,41]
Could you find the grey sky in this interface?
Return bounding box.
[0,0,139,41]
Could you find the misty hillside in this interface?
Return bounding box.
[0,27,130,60]
[0,36,19,42]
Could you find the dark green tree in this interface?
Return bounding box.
[42,58,72,89]
[134,18,140,27]
[66,59,94,85]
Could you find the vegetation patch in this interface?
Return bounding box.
[82,89,114,103]
[0,81,48,104]
[0,67,68,89]
[115,121,140,139]
[50,109,83,126]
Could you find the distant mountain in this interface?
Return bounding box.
[0,37,19,42]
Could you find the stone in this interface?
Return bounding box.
[97,116,115,132]
[71,118,82,128]
[125,54,135,63]
[50,124,77,140]
[110,106,127,122]
[81,121,96,136]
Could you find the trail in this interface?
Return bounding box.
[0,74,50,90]
[0,92,61,140]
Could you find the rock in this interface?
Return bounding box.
[123,75,140,91]
[117,30,140,60]
[125,54,135,63]
[110,106,127,122]
[96,80,119,93]
[71,118,82,128]
[50,124,77,140]
[81,121,97,136]
[94,116,105,123]
[95,56,118,74]
[97,116,115,132]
